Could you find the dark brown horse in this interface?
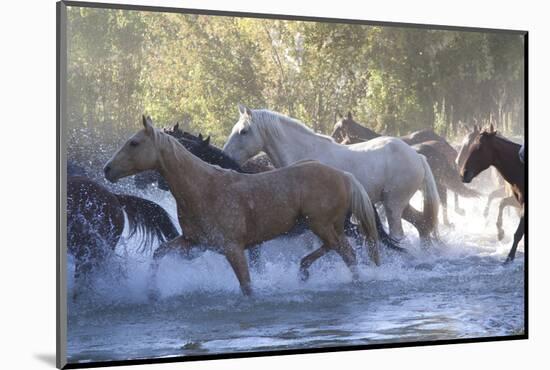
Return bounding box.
[460,126,525,263]
[332,112,457,163]
[456,125,522,238]
[332,113,479,225]
[68,175,179,298]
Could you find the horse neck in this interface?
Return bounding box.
[351,121,380,140]
[261,124,334,167]
[156,134,218,201]
[489,137,523,187]
[205,146,242,171]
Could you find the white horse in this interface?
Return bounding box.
[223,105,440,243]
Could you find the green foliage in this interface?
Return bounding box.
[66,6,525,160]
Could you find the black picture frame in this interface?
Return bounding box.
[57,1,528,368]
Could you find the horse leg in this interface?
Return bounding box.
[438,182,451,227]
[343,214,361,244]
[505,213,525,264]
[454,192,465,216]
[334,235,360,281]
[484,187,506,218]
[382,198,405,242]
[299,245,330,282]
[149,236,195,300]
[224,245,252,296]
[496,196,517,241]
[402,205,432,246]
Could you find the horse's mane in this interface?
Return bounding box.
[250,109,335,142]
[154,129,235,174]
[481,130,522,148]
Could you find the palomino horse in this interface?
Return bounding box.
[133,124,402,269]
[331,112,476,224]
[68,175,179,299]
[135,125,303,269]
[223,106,440,244]
[104,116,381,296]
[460,125,525,263]
[163,126,401,251]
[456,125,521,238]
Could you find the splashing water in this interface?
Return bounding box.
[66,187,524,364]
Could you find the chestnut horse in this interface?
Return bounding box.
[460,125,525,263]
[104,116,381,296]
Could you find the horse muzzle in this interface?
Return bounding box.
[461,170,474,183]
[103,164,119,183]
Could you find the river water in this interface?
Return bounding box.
[66,186,525,364]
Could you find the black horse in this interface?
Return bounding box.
[68,171,179,299]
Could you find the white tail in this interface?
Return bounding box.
[419,154,440,239]
[346,173,380,266]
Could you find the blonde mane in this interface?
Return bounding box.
[250,109,335,143]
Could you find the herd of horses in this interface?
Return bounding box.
[68,105,525,298]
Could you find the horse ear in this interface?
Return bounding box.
[204,136,211,146]
[174,122,179,130]
[198,133,203,141]
[347,111,353,120]
[336,111,343,119]
[489,123,495,133]
[142,115,154,134]
[238,104,252,117]
[238,104,247,116]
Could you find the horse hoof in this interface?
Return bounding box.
[503,257,514,265]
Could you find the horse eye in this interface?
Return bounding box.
[130,140,139,147]
[240,129,248,135]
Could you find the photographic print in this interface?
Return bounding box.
[57,1,526,368]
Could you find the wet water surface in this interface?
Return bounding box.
[67,190,525,364]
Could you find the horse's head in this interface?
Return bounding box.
[456,124,481,169]
[460,125,496,183]
[331,112,354,143]
[104,115,160,183]
[223,104,264,165]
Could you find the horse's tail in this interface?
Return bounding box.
[419,154,441,239]
[346,173,380,266]
[115,194,180,253]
